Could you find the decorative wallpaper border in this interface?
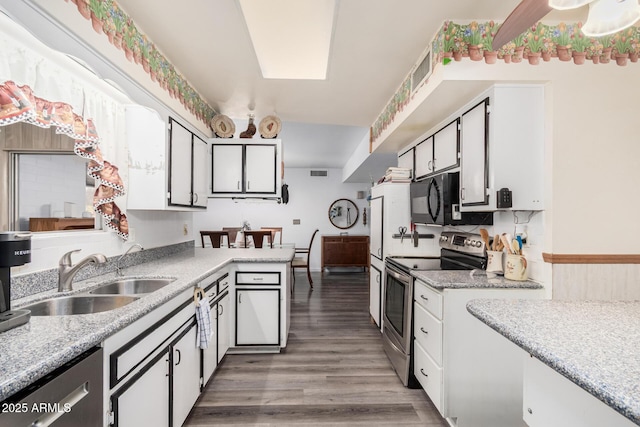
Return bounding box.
[371,20,640,144]
[66,0,217,130]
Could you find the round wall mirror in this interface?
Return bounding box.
[328,199,359,229]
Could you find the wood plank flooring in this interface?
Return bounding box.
[184,271,448,426]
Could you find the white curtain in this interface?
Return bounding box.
[0,11,131,238]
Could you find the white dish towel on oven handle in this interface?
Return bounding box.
[194,287,212,349]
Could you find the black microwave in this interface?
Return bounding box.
[410,172,493,226]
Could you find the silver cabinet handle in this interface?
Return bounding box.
[376,274,380,283]
[193,193,199,204]
[239,293,242,304]
[247,181,250,190]
[420,368,428,378]
[420,295,429,302]
[461,187,466,200]
[218,304,224,316]
[420,327,428,335]
[253,277,263,281]
[237,181,240,190]
[175,348,182,366]
[32,383,89,427]
[377,248,382,257]
[428,160,433,171]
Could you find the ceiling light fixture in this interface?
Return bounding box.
[582,0,640,36]
[548,0,594,10]
[238,0,337,80]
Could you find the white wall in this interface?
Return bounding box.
[193,167,371,271]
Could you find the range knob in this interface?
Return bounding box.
[440,236,448,242]
[474,240,482,248]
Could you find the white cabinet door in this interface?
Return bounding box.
[460,99,489,206]
[116,351,170,427]
[433,118,459,173]
[236,289,280,345]
[398,148,414,178]
[172,324,201,427]
[201,302,218,385]
[217,293,230,363]
[245,144,277,194]
[369,265,382,328]
[126,105,167,210]
[370,196,383,260]
[212,144,243,193]
[169,120,194,206]
[414,136,434,179]
[192,136,209,207]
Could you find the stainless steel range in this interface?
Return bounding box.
[382,231,487,387]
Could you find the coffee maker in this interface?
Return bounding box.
[0,232,32,333]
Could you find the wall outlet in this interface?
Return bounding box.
[293,219,301,225]
[128,227,136,241]
[183,223,188,236]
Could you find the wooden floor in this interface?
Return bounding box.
[184,271,448,426]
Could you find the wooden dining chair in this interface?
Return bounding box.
[200,231,230,248]
[244,230,273,248]
[222,227,241,245]
[291,229,319,292]
[260,227,283,246]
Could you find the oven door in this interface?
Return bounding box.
[382,263,413,385]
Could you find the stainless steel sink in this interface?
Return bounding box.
[89,278,174,295]
[24,295,139,316]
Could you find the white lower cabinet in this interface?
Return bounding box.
[217,292,230,363]
[523,356,635,427]
[236,289,280,345]
[172,324,201,427]
[369,264,382,329]
[229,263,290,350]
[114,350,171,427]
[413,279,545,427]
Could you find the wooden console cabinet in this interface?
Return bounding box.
[321,235,369,271]
[29,217,95,231]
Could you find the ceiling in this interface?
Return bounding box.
[101,1,585,174]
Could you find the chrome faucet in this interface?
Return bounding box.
[58,249,107,292]
[116,244,144,276]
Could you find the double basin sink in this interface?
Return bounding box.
[22,278,175,316]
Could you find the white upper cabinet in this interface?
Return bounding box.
[460,85,545,211]
[168,118,208,209]
[245,144,277,194]
[126,105,207,211]
[169,120,193,206]
[432,118,460,173]
[398,148,414,178]
[414,136,434,179]
[413,118,460,181]
[210,140,282,200]
[212,144,243,193]
[460,100,489,206]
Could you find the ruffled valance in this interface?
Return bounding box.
[0,80,128,239]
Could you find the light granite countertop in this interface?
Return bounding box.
[412,269,543,290]
[466,299,640,425]
[0,247,294,402]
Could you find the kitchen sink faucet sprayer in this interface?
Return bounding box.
[58,250,107,292]
[116,244,144,276]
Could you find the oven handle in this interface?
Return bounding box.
[385,265,411,285]
[440,256,480,270]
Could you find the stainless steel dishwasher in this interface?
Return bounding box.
[0,347,103,427]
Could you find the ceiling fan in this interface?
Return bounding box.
[492,0,640,50]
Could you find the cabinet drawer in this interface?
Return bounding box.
[414,340,444,416]
[414,280,443,320]
[413,303,443,365]
[236,271,280,285]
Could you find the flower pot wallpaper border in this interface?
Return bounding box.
[371,20,640,144]
[67,0,217,130]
